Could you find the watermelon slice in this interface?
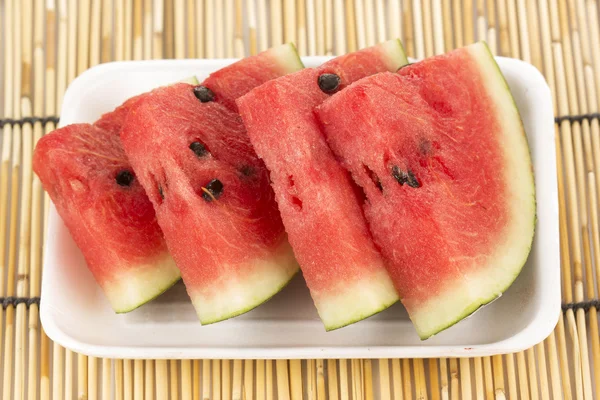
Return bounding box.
[316,42,535,339]
[120,45,303,324]
[33,122,180,313]
[236,40,408,330]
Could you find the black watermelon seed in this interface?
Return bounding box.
[240,165,254,176]
[116,170,134,187]
[189,141,209,157]
[392,166,420,188]
[158,185,164,199]
[193,85,215,103]
[202,179,224,201]
[318,73,341,93]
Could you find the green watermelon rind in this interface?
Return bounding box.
[378,38,410,71]
[189,241,300,325]
[103,254,182,313]
[268,43,305,73]
[179,76,200,85]
[316,268,400,331]
[411,41,536,340]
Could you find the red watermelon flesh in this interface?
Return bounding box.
[94,94,146,135]
[316,42,535,339]
[120,83,299,324]
[236,40,408,330]
[202,44,304,112]
[33,123,180,312]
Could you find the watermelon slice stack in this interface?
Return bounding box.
[35,39,535,338]
[316,42,535,338]
[237,39,408,330]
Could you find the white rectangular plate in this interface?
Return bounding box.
[40,56,559,359]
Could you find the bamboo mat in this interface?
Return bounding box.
[0,0,598,398]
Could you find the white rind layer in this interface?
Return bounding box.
[314,268,399,331]
[189,241,300,324]
[411,42,536,339]
[103,253,181,313]
[268,43,305,73]
[379,39,410,71]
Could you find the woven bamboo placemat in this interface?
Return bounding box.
[0,0,598,398]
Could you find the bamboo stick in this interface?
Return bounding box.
[249,0,258,55]
[15,0,34,397]
[182,360,192,400]
[340,360,350,400]
[475,0,485,41]
[515,352,529,399]
[327,359,339,400]
[526,0,543,70]
[114,361,126,400]
[459,358,472,400]
[379,359,391,400]
[232,359,242,400]
[77,0,91,72]
[496,0,510,56]
[213,360,221,400]
[449,359,459,400]
[3,2,23,398]
[195,0,204,57]
[414,359,428,400]
[324,0,333,54]
[102,359,111,400]
[441,0,452,52]
[452,0,464,48]
[316,360,326,400]
[169,360,178,400]
[133,359,143,400]
[492,355,506,399]
[164,0,174,58]
[485,0,497,54]
[67,0,78,80]
[64,349,73,400]
[473,358,484,400]
[89,0,101,66]
[315,0,325,53]
[284,0,296,44]
[256,360,265,400]
[245,360,255,400]
[52,345,64,400]
[276,360,291,400]
[205,0,215,57]
[387,0,401,41]
[402,359,412,400]
[124,360,132,400]
[503,354,518,400]
[223,360,231,400]
[333,0,346,54]
[186,0,195,57]
[266,361,274,400]
[412,0,425,58]
[234,0,245,57]
[155,360,168,399]
[144,360,154,400]
[226,0,235,57]
[290,360,302,399]
[344,0,357,52]
[464,0,474,44]
[297,0,308,54]
[363,0,375,46]
[350,359,362,400]
[439,358,450,400]
[307,360,317,400]
[101,0,112,62]
[152,0,164,58]
[516,0,531,63]
[375,0,385,43]
[214,0,225,57]
[199,360,207,400]
[422,0,434,56]
[133,0,142,60]
[56,0,67,107]
[257,0,268,52]
[364,360,373,400]
[270,0,283,46]
[391,359,403,400]
[115,0,125,60]
[174,0,185,58]
[40,332,50,400]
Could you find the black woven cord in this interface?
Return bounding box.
[555,113,600,124]
[0,116,60,128]
[0,297,41,309]
[562,299,600,312]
